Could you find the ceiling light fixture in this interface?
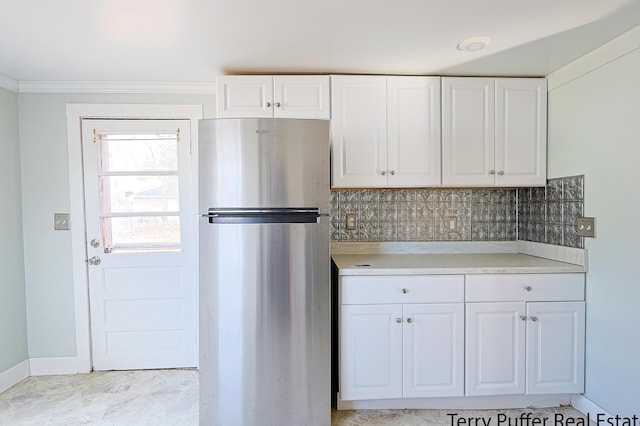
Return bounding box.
[457,36,491,52]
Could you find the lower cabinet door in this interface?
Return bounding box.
[403,303,464,397]
[340,304,403,400]
[526,302,585,394]
[466,302,526,396]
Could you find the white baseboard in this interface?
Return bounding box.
[571,394,613,418]
[29,357,79,376]
[338,394,571,410]
[0,360,30,393]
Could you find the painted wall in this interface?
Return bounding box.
[18,93,215,358]
[547,29,640,415]
[0,87,28,373]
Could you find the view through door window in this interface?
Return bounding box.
[96,130,181,253]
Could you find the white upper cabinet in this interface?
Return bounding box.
[496,78,547,186]
[217,75,330,119]
[442,77,547,187]
[387,77,442,187]
[331,75,441,188]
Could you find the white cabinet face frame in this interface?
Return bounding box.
[217,75,330,119]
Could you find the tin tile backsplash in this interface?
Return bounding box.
[330,175,585,248]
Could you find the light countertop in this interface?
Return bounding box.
[332,253,586,276]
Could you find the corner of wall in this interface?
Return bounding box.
[0,360,30,394]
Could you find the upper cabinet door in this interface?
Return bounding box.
[273,75,330,119]
[496,78,547,186]
[331,75,387,188]
[442,77,496,186]
[216,76,273,118]
[387,77,442,187]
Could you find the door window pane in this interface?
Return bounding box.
[102,216,181,252]
[100,176,179,213]
[96,132,181,253]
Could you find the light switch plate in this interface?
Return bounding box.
[576,217,596,238]
[54,213,70,230]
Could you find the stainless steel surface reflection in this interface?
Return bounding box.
[198,119,330,426]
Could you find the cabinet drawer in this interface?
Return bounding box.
[341,275,464,304]
[465,274,584,302]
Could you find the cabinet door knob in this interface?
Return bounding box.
[390,170,396,176]
[395,318,402,323]
[520,315,528,321]
[531,316,538,322]
[524,286,532,292]
[276,102,281,108]
[406,318,413,324]
[489,170,496,175]
[402,288,409,294]
[265,102,272,108]
[498,171,505,175]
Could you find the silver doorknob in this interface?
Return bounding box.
[524,286,532,292]
[275,102,281,107]
[531,316,539,322]
[87,256,101,266]
[498,171,505,175]
[266,102,272,108]
[406,318,413,324]
[520,315,528,321]
[376,169,386,176]
[390,170,396,175]
[395,318,402,323]
[90,239,100,248]
[402,288,409,294]
[489,170,496,175]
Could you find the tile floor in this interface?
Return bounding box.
[0,369,592,425]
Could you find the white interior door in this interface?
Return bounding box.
[81,119,197,371]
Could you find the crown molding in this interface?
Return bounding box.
[0,73,19,92]
[17,80,216,94]
[548,24,640,91]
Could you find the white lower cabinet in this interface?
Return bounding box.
[465,274,586,397]
[339,272,585,403]
[339,275,465,401]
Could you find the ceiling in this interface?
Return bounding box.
[1,0,640,83]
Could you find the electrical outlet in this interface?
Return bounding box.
[346,214,357,230]
[576,217,596,238]
[54,213,70,230]
[447,216,457,232]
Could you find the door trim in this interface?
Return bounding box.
[66,104,203,373]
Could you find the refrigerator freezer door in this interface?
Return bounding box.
[198,118,330,212]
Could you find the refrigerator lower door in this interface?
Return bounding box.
[199,219,330,426]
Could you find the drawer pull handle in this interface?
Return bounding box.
[406,318,413,324]
[395,318,402,323]
[520,315,528,321]
[402,288,409,294]
[524,286,532,292]
[531,316,538,322]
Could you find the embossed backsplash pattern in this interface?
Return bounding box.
[518,175,584,248]
[330,175,585,248]
[330,188,517,242]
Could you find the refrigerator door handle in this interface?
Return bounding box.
[203,207,322,224]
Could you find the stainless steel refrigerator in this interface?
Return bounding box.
[198,118,331,426]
